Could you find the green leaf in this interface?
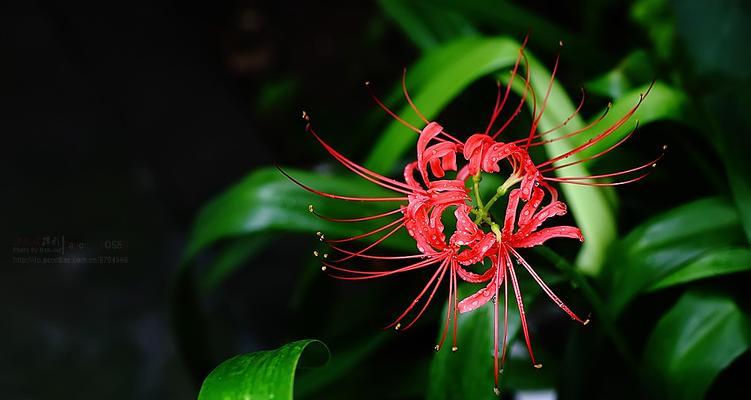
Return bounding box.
[607,197,745,316]
[647,247,751,291]
[364,37,520,173]
[198,339,329,400]
[643,292,751,399]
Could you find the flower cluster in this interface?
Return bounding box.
[282,41,661,395]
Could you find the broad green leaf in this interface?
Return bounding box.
[574,82,687,163]
[647,247,751,291]
[183,166,412,265]
[607,197,745,316]
[643,292,751,399]
[198,339,329,400]
[364,37,520,173]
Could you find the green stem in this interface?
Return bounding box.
[472,173,484,210]
[534,246,637,370]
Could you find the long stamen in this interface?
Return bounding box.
[277,167,407,202]
[402,68,428,124]
[509,248,588,324]
[538,82,654,168]
[516,101,611,149]
[436,261,454,351]
[451,260,459,351]
[325,217,404,243]
[500,255,510,371]
[484,81,504,136]
[493,246,502,392]
[491,48,533,139]
[546,151,664,181]
[525,46,561,148]
[485,35,528,136]
[506,253,541,368]
[386,257,450,329]
[310,206,403,223]
[328,244,430,260]
[545,172,652,186]
[307,124,422,193]
[330,221,406,262]
[324,255,441,279]
[401,259,450,330]
[539,124,636,173]
[366,81,422,133]
[521,87,586,146]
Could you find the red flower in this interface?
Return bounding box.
[282,38,664,395]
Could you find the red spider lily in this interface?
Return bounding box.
[282,38,663,396]
[457,184,589,390]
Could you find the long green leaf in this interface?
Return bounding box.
[198,339,329,400]
[643,292,751,399]
[647,247,751,291]
[607,197,745,316]
[364,37,519,173]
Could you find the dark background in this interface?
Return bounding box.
[3,1,412,398]
[3,1,750,399]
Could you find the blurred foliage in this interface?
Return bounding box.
[176,0,751,399]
